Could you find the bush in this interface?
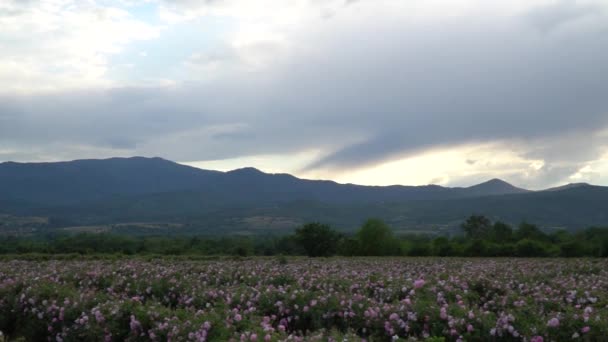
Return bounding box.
[337,238,360,256]
[295,223,341,257]
[464,239,488,257]
[432,237,453,257]
[408,242,432,256]
[560,241,586,257]
[492,243,515,257]
[356,219,400,256]
[515,239,549,257]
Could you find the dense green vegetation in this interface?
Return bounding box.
[2,216,608,258]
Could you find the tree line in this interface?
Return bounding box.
[293,217,608,257]
[1,216,608,257]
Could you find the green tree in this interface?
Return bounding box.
[432,237,453,256]
[515,239,548,257]
[295,223,340,257]
[560,241,585,257]
[356,219,400,256]
[490,221,513,242]
[337,237,360,256]
[461,215,492,240]
[464,239,488,257]
[408,242,431,256]
[515,222,547,241]
[232,237,254,257]
[601,237,608,257]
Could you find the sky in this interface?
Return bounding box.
[1,0,608,189]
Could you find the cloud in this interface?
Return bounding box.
[0,0,161,92]
[526,0,606,33]
[1,0,608,188]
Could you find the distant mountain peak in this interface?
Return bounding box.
[471,178,512,187]
[543,182,591,192]
[466,178,529,195]
[227,167,265,175]
[482,178,509,184]
[103,156,170,162]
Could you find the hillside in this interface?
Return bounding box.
[0,157,606,235]
[0,157,222,205]
[0,157,530,206]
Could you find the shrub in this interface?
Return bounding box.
[515,239,549,257]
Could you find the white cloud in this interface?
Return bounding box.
[0,0,161,93]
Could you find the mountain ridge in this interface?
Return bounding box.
[542,182,592,192]
[1,156,569,192]
[1,157,606,234]
[0,156,602,206]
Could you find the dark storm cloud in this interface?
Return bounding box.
[296,13,608,169]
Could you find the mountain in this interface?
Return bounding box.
[542,183,591,192]
[0,157,222,205]
[0,157,607,234]
[462,178,530,196]
[0,157,527,206]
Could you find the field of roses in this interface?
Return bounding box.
[0,258,606,341]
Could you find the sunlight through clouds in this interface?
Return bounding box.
[300,143,550,189]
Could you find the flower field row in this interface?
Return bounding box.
[0,258,606,341]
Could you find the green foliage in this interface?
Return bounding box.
[491,242,516,256]
[515,239,549,257]
[560,240,586,257]
[432,237,453,257]
[1,215,608,258]
[294,223,341,257]
[461,215,492,239]
[515,222,548,241]
[465,239,489,257]
[337,237,360,256]
[490,221,513,242]
[407,241,432,256]
[356,219,400,256]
